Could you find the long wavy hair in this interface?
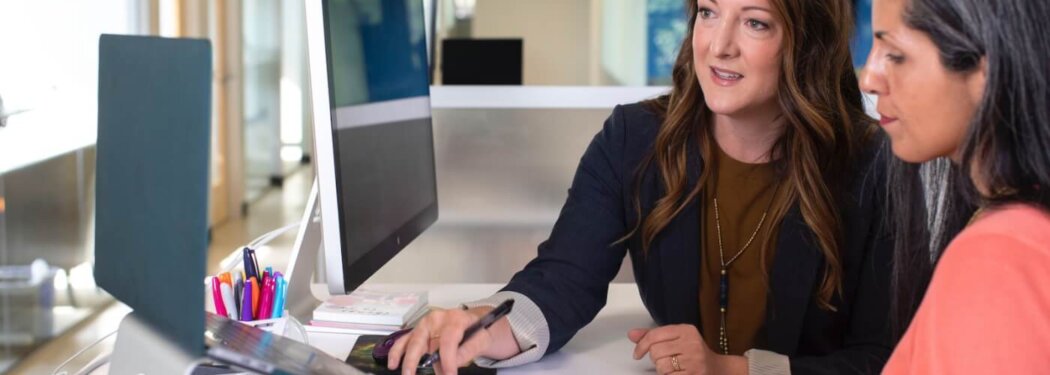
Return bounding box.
[625,0,876,310]
[887,0,1050,339]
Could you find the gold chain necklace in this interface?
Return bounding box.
[712,183,779,355]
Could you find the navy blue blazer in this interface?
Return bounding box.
[501,103,893,374]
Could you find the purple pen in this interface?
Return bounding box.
[241,281,254,321]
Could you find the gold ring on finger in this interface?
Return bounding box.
[671,354,682,372]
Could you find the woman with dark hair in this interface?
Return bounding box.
[861,0,1050,372]
[389,0,894,374]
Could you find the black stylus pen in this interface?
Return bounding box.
[420,299,515,368]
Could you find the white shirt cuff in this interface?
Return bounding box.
[461,291,550,368]
[744,349,791,375]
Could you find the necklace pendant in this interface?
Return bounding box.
[719,269,729,310]
[718,312,728,353]
[719,325,729,354]
[718,269,730,354]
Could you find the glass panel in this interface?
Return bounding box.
[0,1,138,371]
[0,0,141,173]
[243,0,283,201]
[430,0,873,86]
[0,150,111,373]
[431,0,687,86]
[243,0,315,203]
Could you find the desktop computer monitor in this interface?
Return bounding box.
[305,0,438,295]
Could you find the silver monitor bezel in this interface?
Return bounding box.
[305,0,344,294]
[304,0,438,295]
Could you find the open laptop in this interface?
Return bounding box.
[204,313,363,374]
[94,34,365,375]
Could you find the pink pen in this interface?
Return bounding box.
[258,276,275,319]
[211,277,227,317]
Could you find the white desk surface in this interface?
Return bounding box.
[309,283,656,374]
[84,283,655,374]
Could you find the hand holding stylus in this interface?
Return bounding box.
[387,299,519,375]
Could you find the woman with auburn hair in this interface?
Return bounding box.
[862,0,1050,372]
[389,0,894,374]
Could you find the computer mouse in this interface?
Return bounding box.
[372,328,432,368]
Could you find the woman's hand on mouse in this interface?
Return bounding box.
[386,305,520,375]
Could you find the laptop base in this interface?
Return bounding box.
[111,312,199,375]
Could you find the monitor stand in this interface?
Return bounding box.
[282,179,325,323]
[261,178,419,328]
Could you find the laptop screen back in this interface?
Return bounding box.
[94,34,212,356]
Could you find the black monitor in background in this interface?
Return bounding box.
[309,0,439,295]
[441,38,523,85]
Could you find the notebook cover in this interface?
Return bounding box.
[314,289,427,325]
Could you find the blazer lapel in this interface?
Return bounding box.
[656,140,704,326]
[764,204,821,354]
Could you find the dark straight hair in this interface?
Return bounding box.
[887,0,1050,339]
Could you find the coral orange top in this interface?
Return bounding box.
[884,204,1050,374]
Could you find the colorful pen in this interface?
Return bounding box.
[211,277,227,317]
[272,275,286,318]
[219,272,232,286]
[261,272,270,296]
[270,272,282,318]
[219,282,238,321]
[267,276,278,318]
[250,276,260,319]
[250,248,261,281]
[240,281,254,321]
[242,248,255,281]
[258,276,274,320]
[233,273,243,313]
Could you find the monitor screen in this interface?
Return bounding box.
[320,0,437,292]
[441,38,523,85]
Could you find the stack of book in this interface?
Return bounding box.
[306,288,429,335]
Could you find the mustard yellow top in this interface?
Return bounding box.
[699,144,780,355]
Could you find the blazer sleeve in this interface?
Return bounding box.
[499,104,633,355]
[790,144,894,374]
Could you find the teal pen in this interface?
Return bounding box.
[269,274,281,318]
[280,277,288,317]
[273,276,286,318]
